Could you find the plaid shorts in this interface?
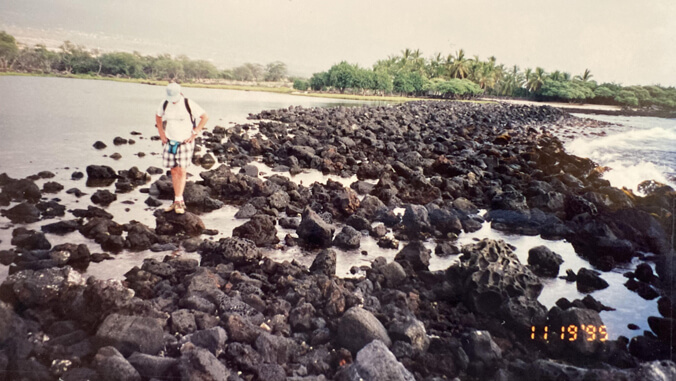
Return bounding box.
[162,141,195,168]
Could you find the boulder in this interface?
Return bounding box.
[333,226,361,250]
[1,178,41,202]
[86,165,117,180]
[113,137,128,145]
[125,221,159,251]
[486,209,562,236]
[171,309,197,335]
[42,181,64,193]
[182,326,228,356]
[256,363,286,381]
[345,214,371,232]
[2,202,41,223]
[268,190,291,210]
[232,214,279,247]
[289,303,316,332]
[647,316,676,345]
[179,344,230,381]
[0,301,31,365]
[199,237,262,266]
[41,220,81,235]
[11,229,51,250]
[95,314,164,356]
[297,207,335,248]
[527,246,564,277]
[428,206,463,235]
[341,340,415,381]
[401,204,431,237]
[93,346,141,381]
[357,195,387,220]
[279,216,301,229]
[388,317,429,352]
[310,249,337,276]
[336,306,391,354]
[446,239,546,331]
[240,164,258,177]
[576,268,609,293]
[234,203,257,219]
[462,330,502,368]
[526,359,589,381]
[529,191,566,213]
[91,189,117,206]
[1,266,85,308]
[394,241,431,271]
[223,314,260,344]
[546,307,606,357]
[127,353,179,380]
[380,261,407,287]
[491,190,528,211]
[255,332,296,364]
[184,182,223,211]
[154,210,205,236]
[629,335,672,361]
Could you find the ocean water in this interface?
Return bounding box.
[567,114,676,193]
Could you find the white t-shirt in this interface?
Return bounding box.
[156,96,206,141]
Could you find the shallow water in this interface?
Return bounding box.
[0,75,380,281]
[455,219,659,341]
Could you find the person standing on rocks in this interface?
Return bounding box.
[155,82,208,214]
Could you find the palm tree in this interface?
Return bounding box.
[527,67,547,93]
[449,49,470,79]
[575,68,593,82]
[549,70,563,81]
[497,65,525,96]
[428,52,444,78]
[400,48,412,66]
[443,53,454,79]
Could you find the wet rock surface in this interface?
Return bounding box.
[1,101,675,380]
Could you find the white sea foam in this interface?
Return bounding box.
[601,160,673,193]
[565,119,676,192]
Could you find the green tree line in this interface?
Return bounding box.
[294,48,676,109]
[0,31,287,82]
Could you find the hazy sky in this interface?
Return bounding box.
[1,0,674,86]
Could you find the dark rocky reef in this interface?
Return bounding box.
[1,101,675,380]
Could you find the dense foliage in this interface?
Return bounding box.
[0,32,287,83]
[302,48,676,109]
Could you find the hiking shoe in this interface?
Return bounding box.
[174,201,186,214]
[164,202,177,213]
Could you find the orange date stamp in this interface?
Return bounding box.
[530,325,609,342]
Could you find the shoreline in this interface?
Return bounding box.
[6,71,674,117]
[486,97,676,118]
[1,100,674,379]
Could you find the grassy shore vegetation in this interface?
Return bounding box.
[2,30,675,109]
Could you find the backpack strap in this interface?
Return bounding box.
[184,98,195,128]
[162,98,195,128]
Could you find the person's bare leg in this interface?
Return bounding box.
[171,166,187,199]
